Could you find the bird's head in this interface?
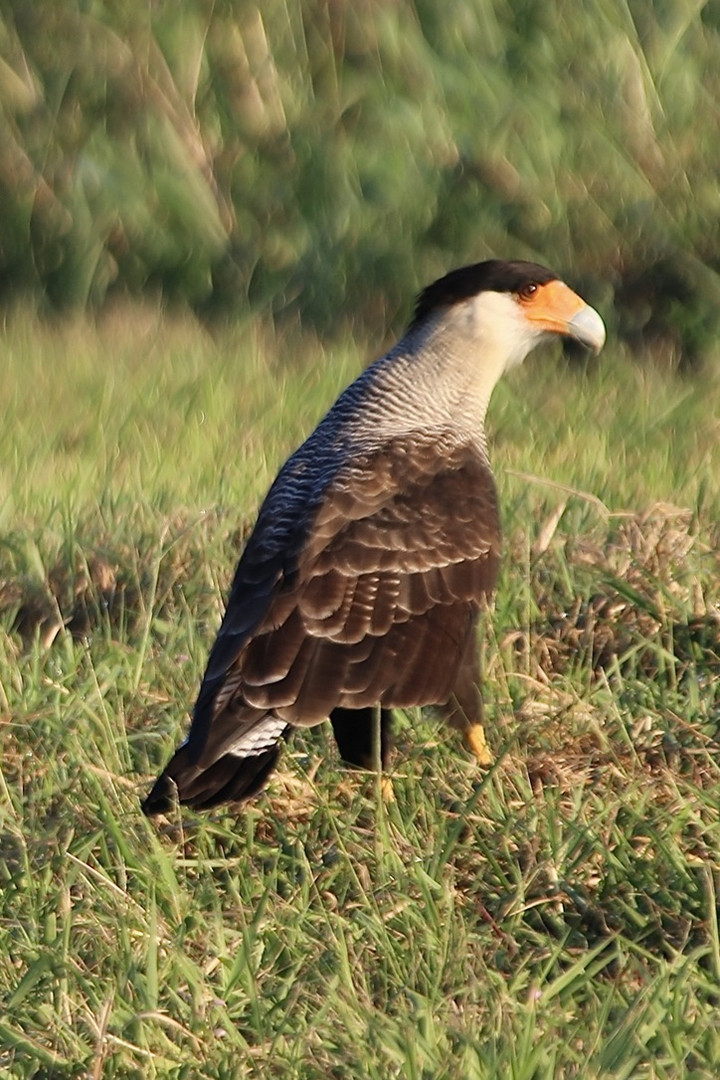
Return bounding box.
[411,259,606,372]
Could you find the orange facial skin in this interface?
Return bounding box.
[518,279,605,352]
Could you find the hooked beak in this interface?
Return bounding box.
[566,304,606,354]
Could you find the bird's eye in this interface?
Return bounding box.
[518,282,538,301]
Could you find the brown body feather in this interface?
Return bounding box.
[143,436,500,813]
[244,438,499,717]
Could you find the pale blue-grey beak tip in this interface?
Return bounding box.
[568,305,606,353]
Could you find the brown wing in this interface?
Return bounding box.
[214,435,501,730]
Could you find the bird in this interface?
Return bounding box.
[142,259,605,815]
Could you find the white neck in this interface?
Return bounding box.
[368,290,546,444]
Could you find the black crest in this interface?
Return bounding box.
[411,259,559,327]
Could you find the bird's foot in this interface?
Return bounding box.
[463,723,494,767]
[380,774,395,803]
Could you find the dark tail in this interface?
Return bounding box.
[329,706,393,770]
[141,743,282,815]
[143,706,393,816]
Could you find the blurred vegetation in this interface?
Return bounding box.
[1,0,720,363]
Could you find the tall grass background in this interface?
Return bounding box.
[2,2,720,1077]
[1,0,720,358]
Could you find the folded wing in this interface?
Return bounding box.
[143,434,501,811]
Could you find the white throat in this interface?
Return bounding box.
[354,289,549,453]
[455,288,544,370]
[408,291,545,428]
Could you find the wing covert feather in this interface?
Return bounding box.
[192,435,501,748]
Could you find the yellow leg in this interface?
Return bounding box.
[463,722,494,767]
[381,775,395,803]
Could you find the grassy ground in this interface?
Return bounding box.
[2,307,720,1078]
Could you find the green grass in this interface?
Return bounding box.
[2,309,720,1077]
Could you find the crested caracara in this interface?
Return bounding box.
[142,259,605,815]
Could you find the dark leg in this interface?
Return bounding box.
[329,706,394,770]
